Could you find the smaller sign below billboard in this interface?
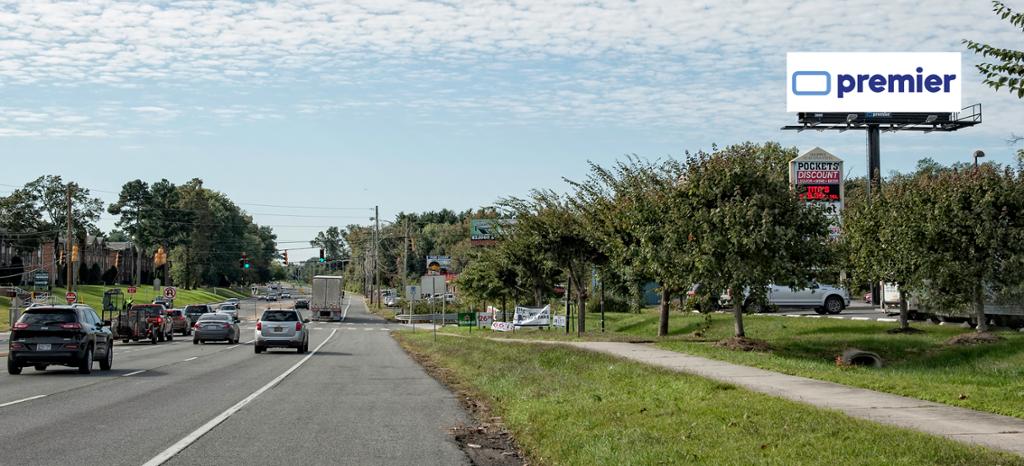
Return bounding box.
[425,255,451,275]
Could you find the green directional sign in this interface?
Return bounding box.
[457,312,477,327]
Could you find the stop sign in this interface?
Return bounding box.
[65,291,77,304]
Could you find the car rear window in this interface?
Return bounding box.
[168,310,182,316]
[198,314,229,321]
[262,310,298,322]
[220,305,236,311]
[185,305,208,313]
[19,309,77,325]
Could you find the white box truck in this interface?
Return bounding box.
[311,275,345,321]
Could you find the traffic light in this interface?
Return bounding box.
[283,250,288,266]
[240,252,250,269]
[153,246,167,267]
[71,244,79,262]
[318,248,325,263]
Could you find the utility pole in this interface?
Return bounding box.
[374,205,380,309]
[65,184,73,291]
[403,217,410,331]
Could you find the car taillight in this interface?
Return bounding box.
[156,317,163,324]
[193,323,200,328]
[10,342,25,350]
[223,323,231,329]
[256,322,262,331]
[295,321,302,331]
[65,343,79,349]
[59,322,82,329]
[13,322,29,330]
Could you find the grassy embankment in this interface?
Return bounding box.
[397,332,1024,466]
[1,285,247,331]
[439,309,1024,420]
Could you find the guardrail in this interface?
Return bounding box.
[395,313,458,323]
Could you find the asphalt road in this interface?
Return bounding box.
[0,295,470,466]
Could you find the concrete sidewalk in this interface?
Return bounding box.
[474,336,1024,456]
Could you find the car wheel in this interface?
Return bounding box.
[157,331,165,342]
[34,364,47,371]
[150,333,158,345]
[825,296,844,315]
[78,347,93,374]
[100,343,113,371]
[255,345,264,354]
[7,358,21,375]
[193,338,199,345]
[814,307,828,315]
[122,338,130,344]
[166,331,173,342]
[743,299,766,314]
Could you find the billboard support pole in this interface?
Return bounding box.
[866,125,882,307]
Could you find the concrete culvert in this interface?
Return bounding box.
[839,349,883,368]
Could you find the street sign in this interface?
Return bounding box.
[127,286,137,294]
[65,291,77,304]
[163,286,177,300]
[790,147,844,238]
[457,312,477,327]
[33,271,49,288]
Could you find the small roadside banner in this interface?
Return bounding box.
[477,312,493,327]
[457,312,477,327]
[491,321,515,332]
[552,315,567,328]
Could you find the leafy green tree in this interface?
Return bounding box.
[683,143,832,338]
[501,190,605,335]
[844,175,925,330]
[915,166,1024,332]
[964,1,1024,98]
[21,176,102,286]
[569,156,690,336]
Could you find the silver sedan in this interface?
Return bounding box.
[193,314,240,344]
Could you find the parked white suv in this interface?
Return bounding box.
[723,284,850,314]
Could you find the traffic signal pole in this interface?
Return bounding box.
[866,125,882,307]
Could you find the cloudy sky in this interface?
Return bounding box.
[1,0,1022,260]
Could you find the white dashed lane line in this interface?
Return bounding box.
[0,395,47,408]
[123,370,146,377]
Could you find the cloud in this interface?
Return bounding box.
[0,0,1019,147]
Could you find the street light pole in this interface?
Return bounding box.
[973,149,985,169]
[374,205,380,309]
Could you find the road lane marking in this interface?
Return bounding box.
[183,357,198,362]
[227,345,239,349]
[0,394,46,408]
[339,299,352,322]
[851,317,871,321]
[142,328,338,466]
[123,370,146,377]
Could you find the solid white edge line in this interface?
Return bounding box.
[340,298,352,322]
[0,394,46,408]
[142,328,338,466]
[183,357,198,362]
[122,370,146,377]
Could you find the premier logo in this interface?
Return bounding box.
[792,67,957,98]
[786,52,962,112]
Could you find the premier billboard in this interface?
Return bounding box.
[787,52,962,112]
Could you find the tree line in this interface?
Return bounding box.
[0,176,283,288]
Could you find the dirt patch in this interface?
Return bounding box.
[397,337,527,466]
[944,332,1003,346]
[714,336,772,352]
[886,327,925,335]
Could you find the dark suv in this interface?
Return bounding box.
[184,304,214,326]
[8,304,114,375]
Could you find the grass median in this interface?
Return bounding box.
[397,332,1023,465]
[443,310,1024,420]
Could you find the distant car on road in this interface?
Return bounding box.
[218,304,240,322]
[193,313,239,344]
[8,304,113,375]
[166,309,192,336]
[384,295,399,307]
[294,299,309,310]
[281,292,292,299]
[152,297,173,309]
[184,304,214,324]
[225,298,240,306]
[255,309,309,354]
